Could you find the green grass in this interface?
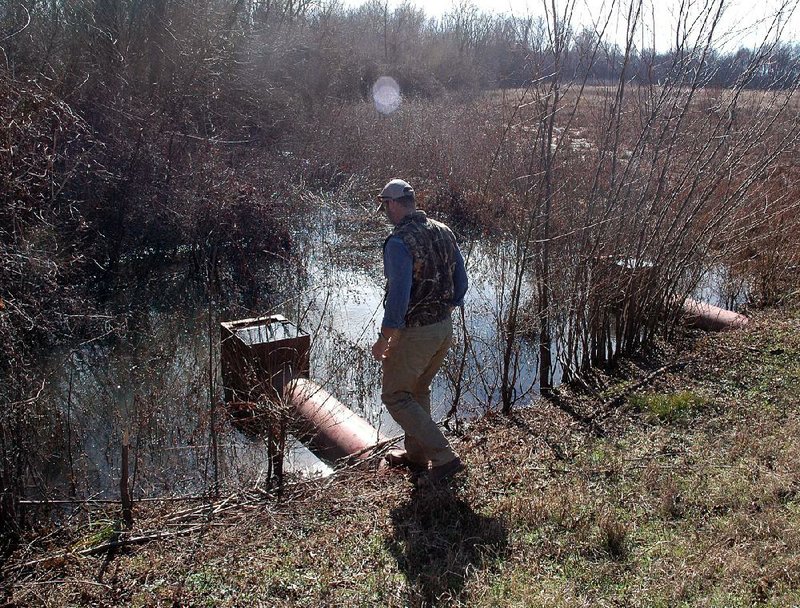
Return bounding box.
[628,390,710,422]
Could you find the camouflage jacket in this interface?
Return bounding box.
[385,211,458,328]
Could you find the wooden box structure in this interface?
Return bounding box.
[220,314,310,482]
[220,315,310,405]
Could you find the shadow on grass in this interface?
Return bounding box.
[386,484,508,605]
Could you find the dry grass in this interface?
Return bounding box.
[3,302,799,606]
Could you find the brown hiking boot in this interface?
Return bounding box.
[415,457,465,487]
[384,449,427,473]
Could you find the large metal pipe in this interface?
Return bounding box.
[682,297,749,331]
[284,378,387,463]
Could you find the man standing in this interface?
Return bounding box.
[371,179,468,485]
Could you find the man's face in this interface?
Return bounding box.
[379,197,400,225]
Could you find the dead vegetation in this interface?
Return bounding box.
[2,302,799,606]
[2,0,800,596]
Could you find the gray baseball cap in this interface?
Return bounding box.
[379,179,414,200]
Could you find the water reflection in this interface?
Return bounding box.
[47,215,547,498]
[41,203,747,499]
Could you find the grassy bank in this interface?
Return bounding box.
[3,302,800,607]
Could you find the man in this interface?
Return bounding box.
[371,178,468,485]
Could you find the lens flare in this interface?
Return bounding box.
[372,76,401,115]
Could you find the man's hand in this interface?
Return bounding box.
[372,327,399,361]
[372,337,388,361]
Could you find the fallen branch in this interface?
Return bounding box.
[591,358,695,423]
[15,526,206,570]
[338,432,405,464]
[23,579,112,589]
[19,495,214,505]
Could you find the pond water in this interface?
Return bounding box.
[40,202,748,500]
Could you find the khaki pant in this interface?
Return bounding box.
[381,317,458,467]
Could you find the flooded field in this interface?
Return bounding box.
[39,201,749,501]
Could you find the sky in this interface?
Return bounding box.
[352,0,800,52]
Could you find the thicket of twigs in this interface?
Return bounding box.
[1,0,799,546]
